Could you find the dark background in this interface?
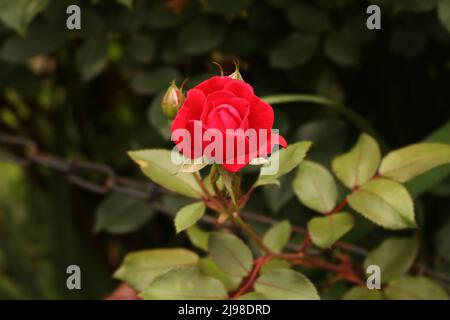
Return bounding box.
[0,0,449,299]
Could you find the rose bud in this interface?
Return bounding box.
[229,65,244,81]
[162,81,185,120]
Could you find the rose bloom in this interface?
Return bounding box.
[171,76,287,172]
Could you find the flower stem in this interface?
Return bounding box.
[231,213,273,255]
[262,94,387,151]
[232,256,272,299]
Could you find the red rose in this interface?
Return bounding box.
[171,76,287,172]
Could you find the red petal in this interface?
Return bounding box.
[221,162,247,172]
[195,76,229,95]
[185,89,206,120]
[229,97,250,118]
[249,97,274,129]
[224,80,254,101]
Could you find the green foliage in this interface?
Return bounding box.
[406,122,450,196]
[208,232,253,277]
[198,258,242,292]
[262,220,291,253]
[2,0,450,301]
[140,266,228,300]
[384,277,448,300]
[342,287,383,300]
[254,269,320,300]
[308,212,354,249]
[186,225,209,252]
[438,0,450,33]
[0,0,50,35]
[174,201,205,234]
[253,141,311,188]
[238,292,268,300]
[178,18,225,55]
[113,248,199,291]
[269,33,319,69]
[332,134,381,189]
[363,236,419,283]
[347,179,416,230]
[293,160,337,213]
[1,23,65,63]
[128,150,203,199]
[75,39,108,82]
[94,193,154,234]
[379,143,450,183]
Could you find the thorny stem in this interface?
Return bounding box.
[193,172,212,199]
[231,255,272,299]
[231,213,273,255]
[326,197,349,216]
[298,233,311,254]
[193,172,227,214]
[292,256,365,286]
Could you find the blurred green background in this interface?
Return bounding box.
[0,0,450,299]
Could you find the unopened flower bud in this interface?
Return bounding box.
[162,81,185,120]
[229,64,244,81]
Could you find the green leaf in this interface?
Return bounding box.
[187,225,209,252]
[75,39,108,82]
[262,220,291,253]
[218,166,240,206]
[332,134,381,189]
[253,141,312,188]
[198,258,242,292]
[208,232,253,277]
[178,18,225,55]
[174,202,206,234]
[406,122,450,196]
[0,23,65,63]
[94,193,154,234]
[113,248,199,291]
[324,26,364,66]
[385,276,448,300]
[438,0,450,33]
[260,259,291,275]
[140,266,228,300]
[127,33,155,64]
[370,0,438,13]
[0,0,50,35]
[342,287,383,300]
[131,67,181,95]
[363,236,419,283]
[203,0,252,14]
[262,174,294,212]
[178,158,209,173]
[293,160,337,213]
[269,33,319,69]
[285,3,330,33]
[145,4,184,29]
[379,143,450,183]
[347,178,416,230]
[254,269,320,300]
[128,149,203,199]
[308,212,354,249]
[117,0,133,9]
[238,292,268,300]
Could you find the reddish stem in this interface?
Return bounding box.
[232,256,271,299]
[298,233,311,254]
[292,256,364,286]
[326,197,348,216]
